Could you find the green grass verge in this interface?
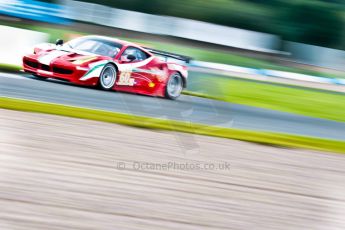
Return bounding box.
[1,97,345,154]
[0,63,22,72]
[186,73,345,123]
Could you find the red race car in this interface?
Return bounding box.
[23,35,190,99]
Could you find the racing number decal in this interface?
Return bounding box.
[117,69,135,86]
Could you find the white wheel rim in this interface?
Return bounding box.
[100,66,116,89]
[167,74,182,98]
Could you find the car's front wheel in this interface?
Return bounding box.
[165,73,183,100]
[98,64,117,90]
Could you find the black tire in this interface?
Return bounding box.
[98,64,117,90]
[165,73,183,100]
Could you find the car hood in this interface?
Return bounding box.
[37,46,104,66]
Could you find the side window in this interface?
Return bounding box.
[135,49,149,61]
[121,47,149,62]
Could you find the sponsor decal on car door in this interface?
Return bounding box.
[117,65,135,86]
[116,57,154,87]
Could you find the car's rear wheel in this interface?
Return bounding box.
[165,73,183,100]
[99,64,117,90]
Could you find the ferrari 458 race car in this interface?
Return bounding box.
[23,35,190,99]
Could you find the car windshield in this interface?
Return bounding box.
[65,37,122,57]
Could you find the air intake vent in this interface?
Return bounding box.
[53,67,73,75]
[24,60,38,69]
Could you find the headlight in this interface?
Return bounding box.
[76,66,90,71]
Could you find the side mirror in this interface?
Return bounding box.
[55,39,64,46]
[127,54,136,62]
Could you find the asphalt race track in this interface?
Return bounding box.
[1,72,345,140]
[1,109,345,230]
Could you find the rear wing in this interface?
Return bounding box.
[143,47,192,64]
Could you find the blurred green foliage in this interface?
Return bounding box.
[57,0,344,49]
[279,1,343,48]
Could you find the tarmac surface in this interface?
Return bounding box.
[0,109,344,230]
[1,72,345,140]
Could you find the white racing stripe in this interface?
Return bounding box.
[38,50,67,65]
[79,57,155,81]
[116,57,154,72]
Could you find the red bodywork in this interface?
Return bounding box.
[22,36,188,97]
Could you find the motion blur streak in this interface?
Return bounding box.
[2,73,345,140]
[1,109,345,229]
[1,0,345,229]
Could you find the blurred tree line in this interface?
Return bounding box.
[49,0,345,49]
